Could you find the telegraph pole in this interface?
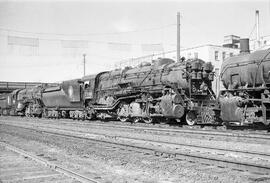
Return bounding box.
[177,12,181,62]
[83,53,86,77]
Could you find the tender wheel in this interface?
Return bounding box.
[143,117,153,124]
[186,111,197,126]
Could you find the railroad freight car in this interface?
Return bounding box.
[219,39,270,126]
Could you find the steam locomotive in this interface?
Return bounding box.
[0,85,50,117]
[219,39,270,126]
[0,58,220,125]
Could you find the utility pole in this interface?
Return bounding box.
[83,54,86,77]
[177,12,181,62]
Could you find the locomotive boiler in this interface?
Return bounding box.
[82,57,220,125]
[219,39,270,126]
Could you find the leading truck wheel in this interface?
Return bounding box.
[186,111,197,126]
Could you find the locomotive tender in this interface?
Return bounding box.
[219,39,270,126]
[39,58,219,125]
[0,58,220,125]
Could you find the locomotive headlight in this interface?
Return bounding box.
[17,102,24,110]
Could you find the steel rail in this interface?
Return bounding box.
[63,120,270,140]
[1,121,270,158]
[2,122,270,175]
[1,117,269,140]
[0,141,100,183]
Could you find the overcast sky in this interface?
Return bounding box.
[0,0,269,82]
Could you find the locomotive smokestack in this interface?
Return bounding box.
[240,38,250,54]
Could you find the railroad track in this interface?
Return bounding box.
[1,118,270,154]
[3,121,270,157]
[0,141,99,183]
[1,116,270,141]
[1,119,270,156]
[1,121,270,176]
[14,115,270,134]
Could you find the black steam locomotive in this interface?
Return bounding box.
[219,39,270,126]
[0,58,220,125]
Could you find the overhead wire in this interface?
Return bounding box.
[0,24,178,70]
[0,23,176,37]
[248,23,256,40]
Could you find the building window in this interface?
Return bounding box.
[222,52,226,60]
[194,52,198,59]
[230,53,233,57]
[215,51,219,61]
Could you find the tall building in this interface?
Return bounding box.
[250,35,270,51]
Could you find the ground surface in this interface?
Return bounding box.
[0,145,80,183]
[0,117,270,183]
